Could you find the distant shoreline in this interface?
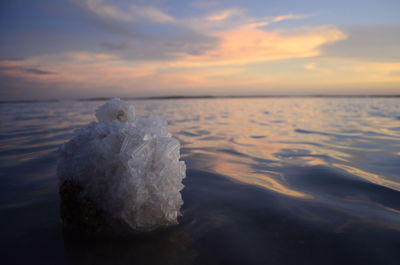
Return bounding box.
[1,94,400,104]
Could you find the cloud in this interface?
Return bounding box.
[89,11,344,66]
[272,13,308,22]
[130,5,176,24]
[84,0,176,24]
[0,60,56,77]
[65,51,115,62]
[23,68,55,75]
[206,8,245,21]
[96,29,217,61]
[78,0,218,60]
[80,2,318,64]
[172,23,346,66]
[304,62,317,71]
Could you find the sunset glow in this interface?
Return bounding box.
[1,0,399,100]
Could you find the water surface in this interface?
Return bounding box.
[1,97,399,265]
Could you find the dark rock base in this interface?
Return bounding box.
[59,180,112,235]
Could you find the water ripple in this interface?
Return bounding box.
[1,97,400,241]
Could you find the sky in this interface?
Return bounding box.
[0,0,400,100]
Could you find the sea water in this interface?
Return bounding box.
[0,97,399,265]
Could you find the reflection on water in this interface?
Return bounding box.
[161,98,400,198]
[0,97,400,265]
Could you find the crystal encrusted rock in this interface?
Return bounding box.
[58,98,186,234]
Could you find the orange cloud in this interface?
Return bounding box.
[172,23,346,66]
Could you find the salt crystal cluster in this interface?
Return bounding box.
[57,98,186,233]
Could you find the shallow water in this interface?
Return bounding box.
[1,97,399,265]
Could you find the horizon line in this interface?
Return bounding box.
[1,94,400,104]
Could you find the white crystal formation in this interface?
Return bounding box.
[58,98,186,232]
